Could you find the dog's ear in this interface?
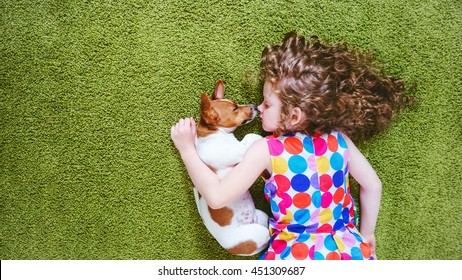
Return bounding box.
[200,93,218,125]
[212,80,225,100]
[200,93,211,111]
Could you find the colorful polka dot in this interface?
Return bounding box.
[274,174,291,193]
[268,138,284,156]
[288,155,307,174]
[320,208,333,224]
[320,174,333,192]
[303,137,314,153]
[330,152,344,170]
[316,156,330,174]
[292,243,309,260]
[284,137,303,154]
[272,156,288,174]
[328,134,338,152]
[293,192,311,208]
[333,170,344,187]
[291,174,310,192]
[321,192,333,208]
[294,209,310,224]
[313,137,327,156]
[338,133,348,149]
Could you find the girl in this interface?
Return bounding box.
[171,32,414,260]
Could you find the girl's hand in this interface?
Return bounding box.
[170,117,197,154]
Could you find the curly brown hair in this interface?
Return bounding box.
[260,32,416,141]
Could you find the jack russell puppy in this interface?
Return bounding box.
[194,80,269,256]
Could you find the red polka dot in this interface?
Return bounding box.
[263,251,276,260]
[272,240,287,254]
[320,174,333,192]
[274,175,291,193]
[326,251,341,260]
[291,243,309,260]
[328,135,338,152]
[293,193,311,208]
[341,253,352,260]
[317,223,333,233]
[284,137,303,154]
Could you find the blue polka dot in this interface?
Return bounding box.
[352,232,363,242]
[291,174,310,192]
[338,133,348,149]
[294,209,310,224]
[342,207,350,222]
[333,204,343,219]
[330,152,344,170]
[287,224,306,234]
[270,200,279,213]
[314,251,325,260]
[324,235,338,251]
[288,155,307,174]
[297,234,310,242]
[351,247,364,260]
[303,136,314,153]
[281,247,291,259]
[333,218,345,231]
[312,191,321,208]
[333,170,344,187]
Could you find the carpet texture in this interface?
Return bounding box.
[1,0,461,260]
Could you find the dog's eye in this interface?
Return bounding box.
[233,106,238,111]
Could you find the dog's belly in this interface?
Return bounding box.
[228,191,257,224]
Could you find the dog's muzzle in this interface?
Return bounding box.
[242,105,258,125]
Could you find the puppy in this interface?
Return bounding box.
[193,80,269,256]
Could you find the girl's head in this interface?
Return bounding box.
[258,32,415,141]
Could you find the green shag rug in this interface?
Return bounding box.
[1,0,461,260]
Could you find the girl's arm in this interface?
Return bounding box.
[170,117,270,209]
[342,133,382,259]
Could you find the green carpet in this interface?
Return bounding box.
[1,0,461,260]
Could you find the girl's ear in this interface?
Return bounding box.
[290,107,304,126]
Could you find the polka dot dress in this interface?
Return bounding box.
[260,132,374,260]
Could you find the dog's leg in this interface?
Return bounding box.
[222,223,270,256]
[193,188,202,217]
[255,209,269,228]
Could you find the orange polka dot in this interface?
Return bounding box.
[333,187,344,204]
[343,193,351,207]
[328,135,338,152]
[291,243,309,260]
[326,251,341,260]
[360,242,372,259]
[293,193,311,208]
[284,137,303,154]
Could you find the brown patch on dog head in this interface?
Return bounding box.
[208,206,233,226]
[226,240,258,255]
[197,80,256,138]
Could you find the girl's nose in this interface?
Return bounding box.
[257,103,263,113]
